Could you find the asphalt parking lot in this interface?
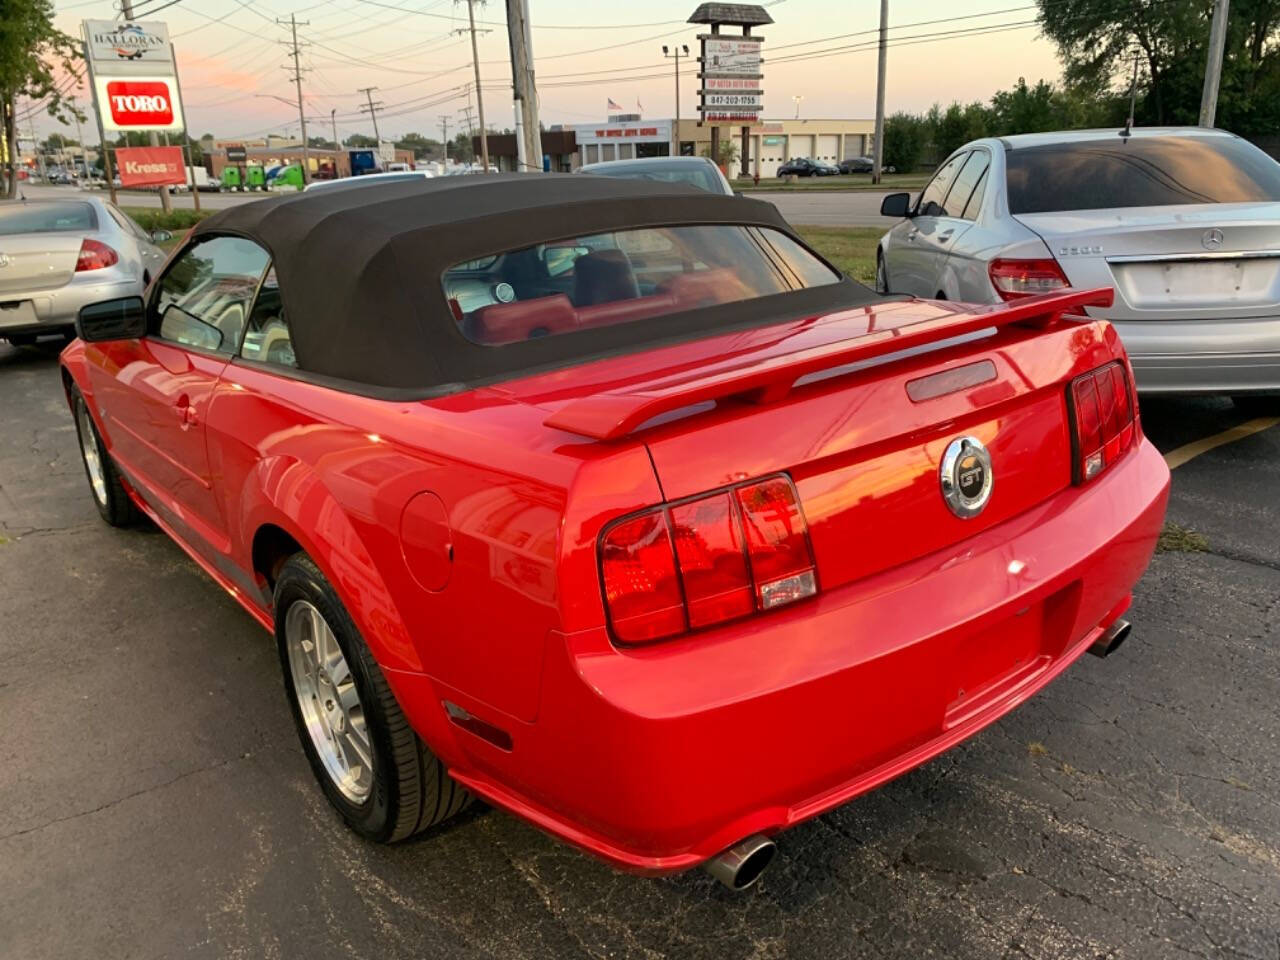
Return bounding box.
[1,340,1277,960]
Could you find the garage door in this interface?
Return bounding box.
[844,134,866,159]
[757,135,784,177]
[789,134,814,160]
[816,135,840,163]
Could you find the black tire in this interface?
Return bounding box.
[274,553,471,843]
[70,385,140,527]
[875,252,889,295]
[1232,394,1280,416]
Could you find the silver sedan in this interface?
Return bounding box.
[0,196,170,346]
[876,128,1280,405]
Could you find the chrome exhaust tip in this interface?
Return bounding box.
[1089,619,1132,658]
[702,834,777,891]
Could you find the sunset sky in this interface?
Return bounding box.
[40,0,1064,143]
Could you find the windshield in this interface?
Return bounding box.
[0,203,96,235]
[443,224,839,345]
[583,162,726,195]
[1006,136,1280,214]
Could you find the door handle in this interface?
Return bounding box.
[906,229,919,242]
[175,394,197,427]
[938,229,954,242]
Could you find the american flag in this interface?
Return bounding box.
[607,98,622,111]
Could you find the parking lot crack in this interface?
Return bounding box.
[0,755,246,844]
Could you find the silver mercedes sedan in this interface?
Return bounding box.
[0,197,170,346]
[876,128,1280,406]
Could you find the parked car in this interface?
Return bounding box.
[0,198,169,347]
[776,157,838,177]
[62,174,1168,890]
[577,156,734,196]
[876,128,1280,407]
[838,156,897,175]
[838,156,873,174]
[303,169,433,192]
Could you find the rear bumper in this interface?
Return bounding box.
[394,438,1170,874]
[1114,317,1280,394]
[0,275,141,334]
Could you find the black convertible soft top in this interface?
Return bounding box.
[193,173,877,394]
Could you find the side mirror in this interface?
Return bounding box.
[880,192,912,218]
[150,228,173,244]
[77,297,147,342]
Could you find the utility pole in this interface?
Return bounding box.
[1199,0,1230,127]
[358,86,383,143]
[1124,49,1140,134]
[121,0,172,211]
[871,0,888,184]
[506,0,540,172]
[28,112,47,183]
[71,97,84,177]
[279,13,312,184]
[439,114,451,164]
[663,44,688,157]
[455,0,491,172]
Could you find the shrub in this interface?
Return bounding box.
[121,207,216,233]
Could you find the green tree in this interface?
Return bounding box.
[1037,0,1280,133]
[395,131,441,158]
[0,0,82,197]
[883,112,924,173]
[451,130,474,163]
[344,133,377,148]
[700,137,739,168]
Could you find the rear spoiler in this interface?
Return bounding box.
[545,287,1113,441]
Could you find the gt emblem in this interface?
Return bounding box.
[1202,228,1224,251]
[940,436,993,519]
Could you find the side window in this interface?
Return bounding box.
[106,203,149,242]
[153,236,270,354]
[916,152,968,217]
[962,167,990,221]
[940,150,991,220]
[760,230,842,288]
[239,265,297,368]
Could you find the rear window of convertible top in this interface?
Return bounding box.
[443,224,841,346]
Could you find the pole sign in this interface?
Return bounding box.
[115,146,186,187]
[698,35,764,123]
[83,19,184,132]
[93,75,184,132]
[84,21,174,74]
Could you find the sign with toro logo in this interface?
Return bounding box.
[93,76,184,131]
[116,146,186,187]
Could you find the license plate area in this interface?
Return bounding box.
[943,601,1049,730]
[1111,257,1280,309]
[0,300,39,329]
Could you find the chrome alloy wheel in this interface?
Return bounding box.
[285,600,373,803]
[77,402,107,506]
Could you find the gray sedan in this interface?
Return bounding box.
[876,128,1280,405]
[0,197,170,346]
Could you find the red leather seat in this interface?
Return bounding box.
[471,295,577,344]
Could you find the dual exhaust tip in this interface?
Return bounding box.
[1089,618,1132,658]
[702,834,777,891]
[703,619,1134,891]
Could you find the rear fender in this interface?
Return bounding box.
[235,455,426,674]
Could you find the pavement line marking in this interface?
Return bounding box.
[1163,417,1280,470]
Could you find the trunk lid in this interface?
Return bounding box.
[0,234,84,295]
[527,289,1113,596]
[1015,203,1280,321]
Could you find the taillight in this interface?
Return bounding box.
[989,258,1069,300]
[76,238,119,272]
[1068,361,1136,483]
[600,474,818,644]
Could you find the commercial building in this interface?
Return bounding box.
[571,116,877,178]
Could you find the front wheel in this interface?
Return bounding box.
[275,553,471,843]
[70,385,139,526]
[875,252,889,294]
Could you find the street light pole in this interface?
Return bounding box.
[1199,0,1230,127]
[663,44,689,157]
[872,0,888,184]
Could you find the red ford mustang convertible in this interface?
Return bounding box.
[61,176,1169,889]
